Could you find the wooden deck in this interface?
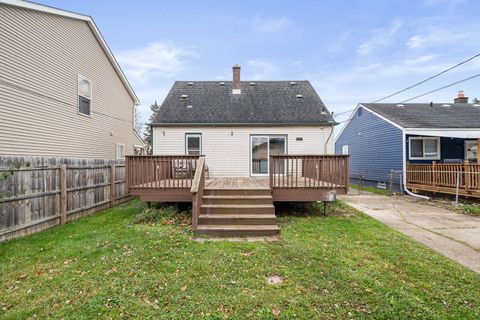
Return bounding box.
[407,162,480,198]
[126,155,349,237]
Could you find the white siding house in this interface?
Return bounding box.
[153,126,334,177]
[0,0,143,159]
[151,66,336,177]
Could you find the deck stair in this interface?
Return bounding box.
[196,188,279,237]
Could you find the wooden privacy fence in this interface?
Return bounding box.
[407,161,480,196]
[270,155,349,191]
[0,156,128,242]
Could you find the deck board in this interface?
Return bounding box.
[130,176,343,190]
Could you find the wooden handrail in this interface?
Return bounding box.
[407,162,480,192]
[126,155,201,191]
[190,156,205,231]
[190,156,205,193]
[269,155,349,192]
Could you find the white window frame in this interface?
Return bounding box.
[78,74,92,117]
[185,133,202,155]
[116,143,125,160]
[409,137,440,160]
[342,145,349,155]
[464,140,478,162]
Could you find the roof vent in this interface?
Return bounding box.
[473,104,480,107]
[296,94,303,99]
[441,104,451,107]
[321,109,327,115]
[219,81,225,86]
[187,82,194,86]
[180,94,188,100]
[186,105,193,109]
[396,104,405,107]
[249,82,256,86]
[290,81,297,85]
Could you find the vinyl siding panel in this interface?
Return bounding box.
[0,4,141,159]
[153,126,334,177]
[335,107,403,184]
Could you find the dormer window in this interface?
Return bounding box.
[78,75,92,116]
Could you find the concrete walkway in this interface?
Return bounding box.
[339,193,480,274]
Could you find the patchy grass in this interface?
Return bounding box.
[1,200,480,319]
[350,184,391,196]
[461,204,480,216]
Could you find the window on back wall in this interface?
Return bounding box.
[116,143,125,160]
[185,133,201,155]
[409,137,440,160]
[78,75,92,116]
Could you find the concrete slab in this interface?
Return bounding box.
[339,193,480,274]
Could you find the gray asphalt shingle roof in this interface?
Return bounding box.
[361,103,480,128]
[152,81,334,125]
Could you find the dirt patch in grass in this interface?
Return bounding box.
[275,199,360,217]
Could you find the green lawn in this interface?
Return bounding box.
[1,200,479,319]
[350,184,391,196]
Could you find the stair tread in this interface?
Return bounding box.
[199,214,276,219]
[202,195,272,199]
[197,225,280,231]
[201,204,274,208]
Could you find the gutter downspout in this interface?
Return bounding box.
[325,117,335,154]
[402,132,430,200]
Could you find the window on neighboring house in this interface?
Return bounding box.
[465,140,478,163]
[409,137,440,160]
[185,133,201,155]
[342,145,349,155]
[116,143,125,160]
[78,75,92,116]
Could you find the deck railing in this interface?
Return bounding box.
[270,155,349,192]
[190,156,206,230]
[407,161,480,193]
[126,155,201,191]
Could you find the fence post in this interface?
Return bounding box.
[110,164,116,207]
[389,170,394,194]
[59,164,67,224]
[432,161,436,187]
[464,160,470,192]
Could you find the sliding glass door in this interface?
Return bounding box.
[250,136,286,176]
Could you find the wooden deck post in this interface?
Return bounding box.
[59,164,67,225]
[464,160,470,192]
[110,164,116,207]
[432,161,436,187]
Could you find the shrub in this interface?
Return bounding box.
[133,204,191,225]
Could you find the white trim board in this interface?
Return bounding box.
[405,129,480,139]
[0,0,139,104]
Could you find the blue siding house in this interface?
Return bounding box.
[335,93,480,194]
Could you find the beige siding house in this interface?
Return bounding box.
[0,0,143,159]
[152,65,336,177]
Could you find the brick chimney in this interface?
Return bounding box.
[232,64,241,94]
[454,90,468,103]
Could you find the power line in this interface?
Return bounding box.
[333,108,356,116]
[400,73,480,103]
[371,51,480,103]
